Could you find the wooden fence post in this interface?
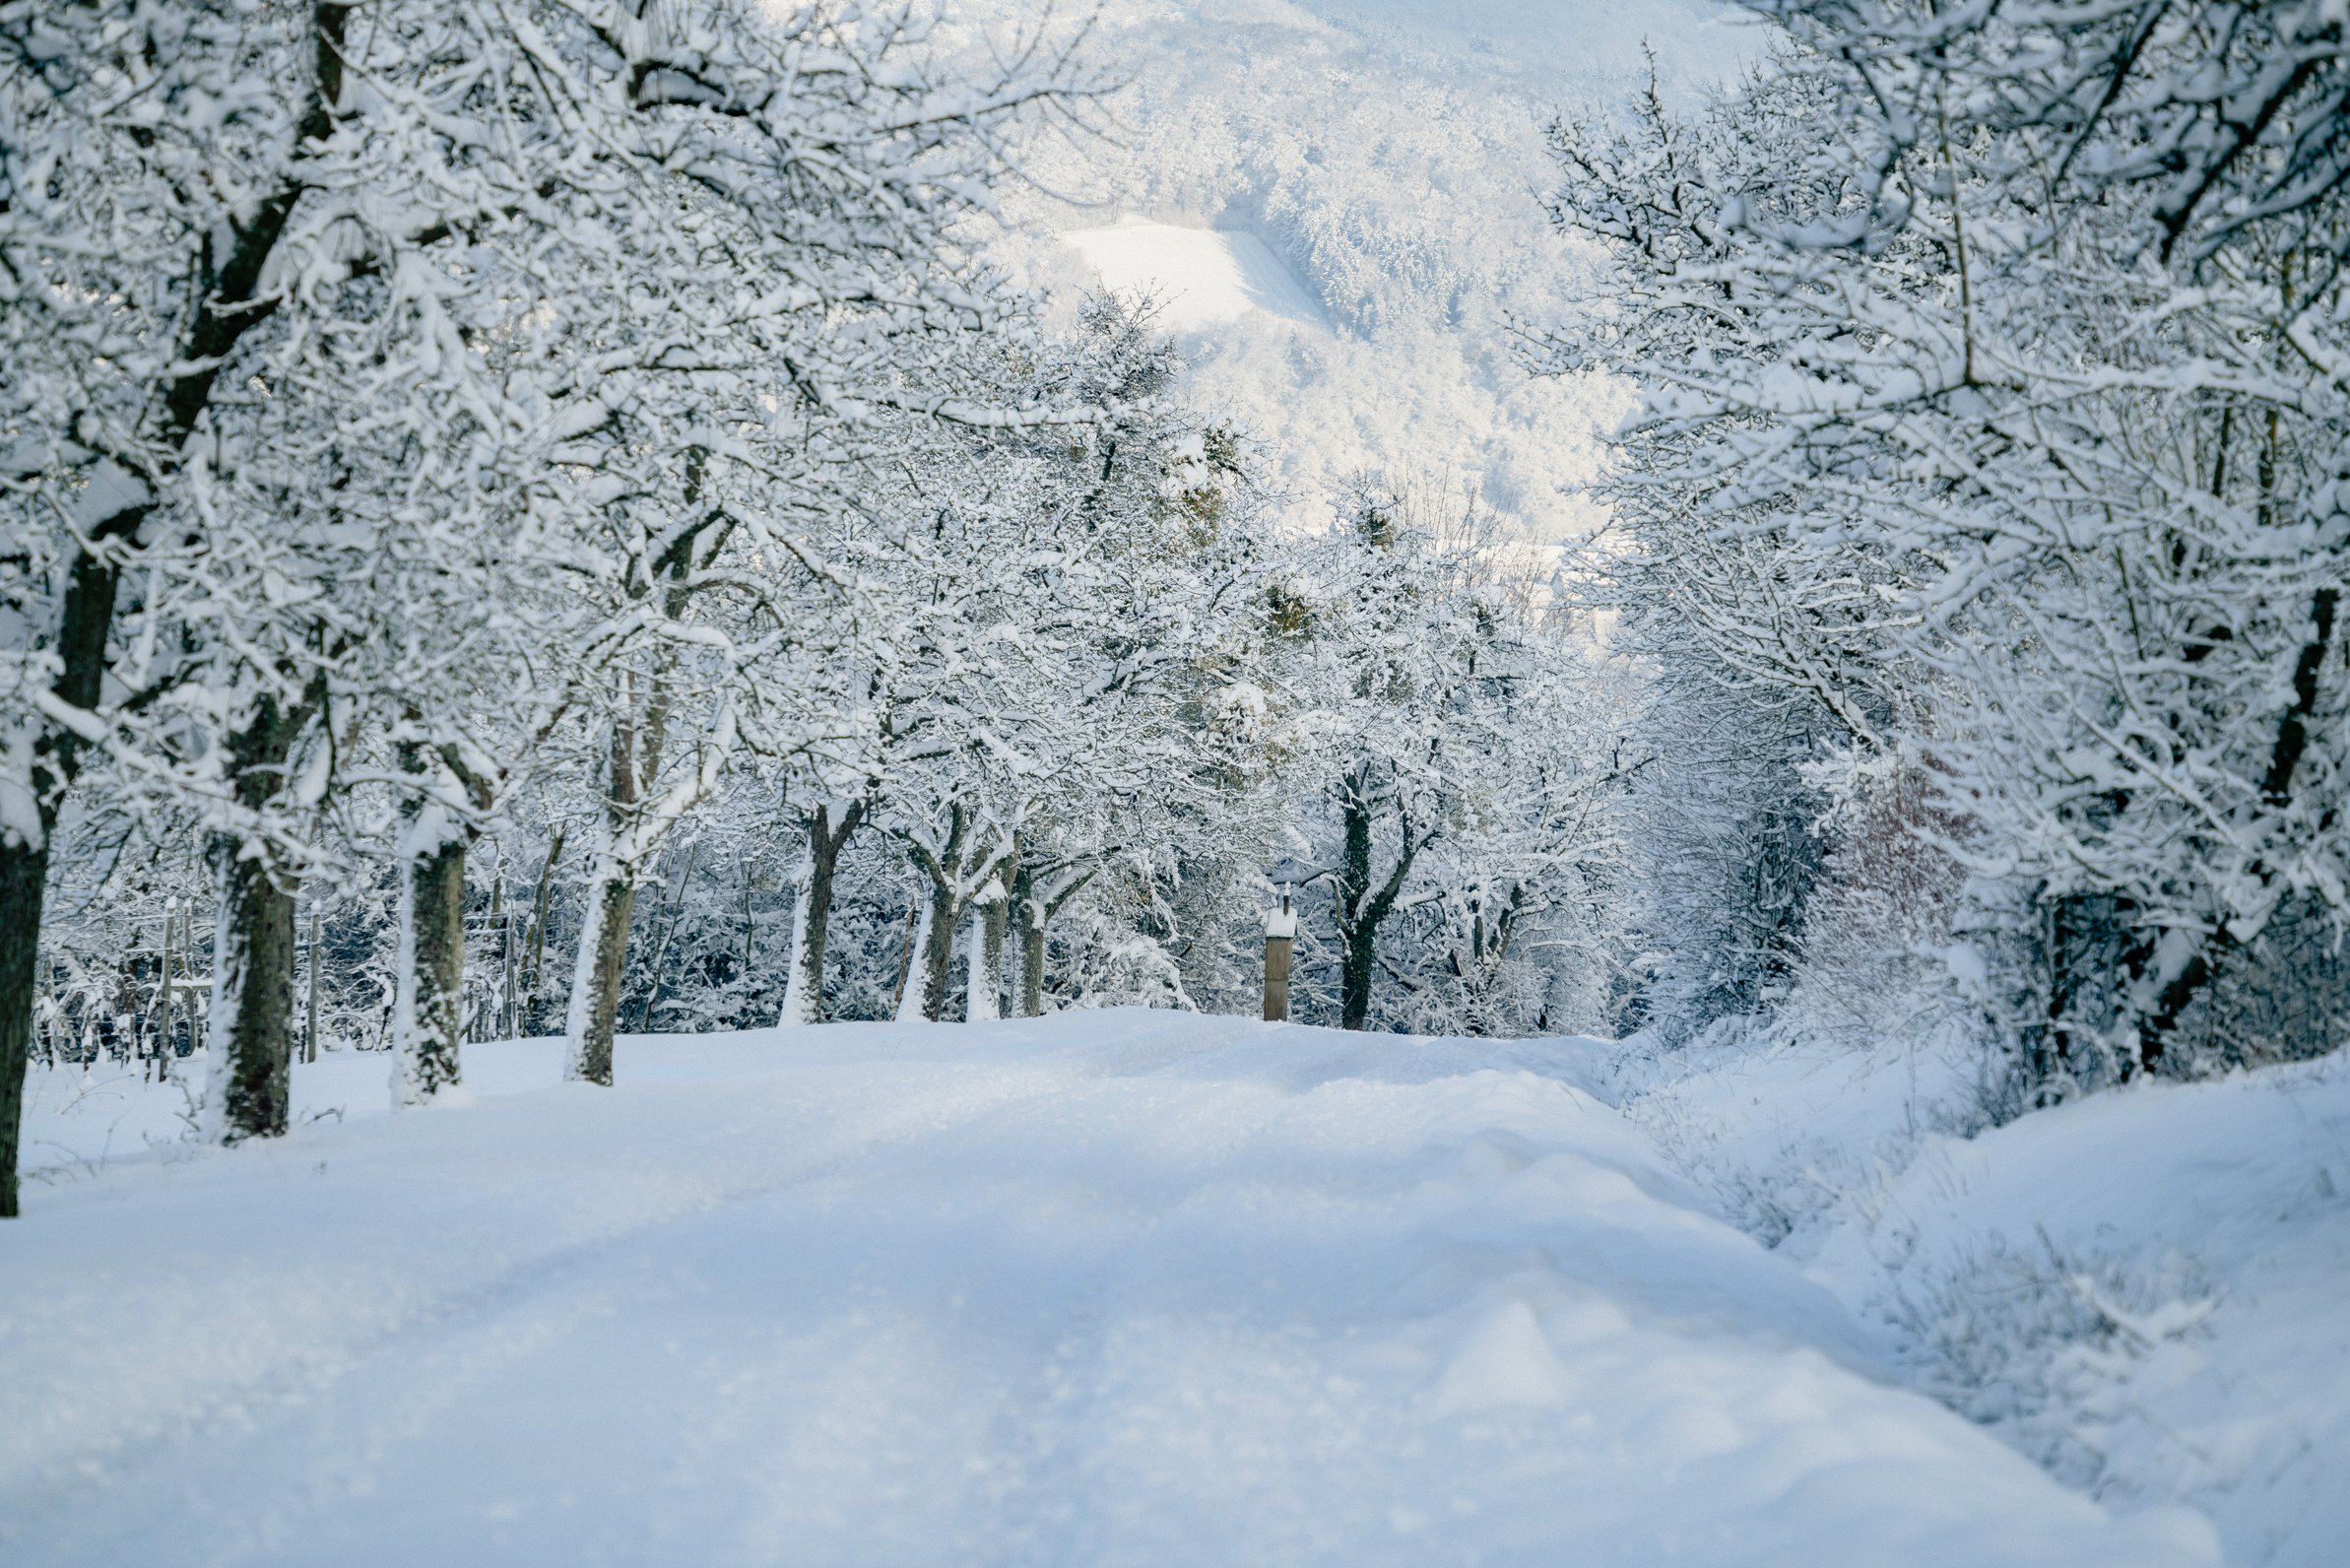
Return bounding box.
[1262,896,1295,1022]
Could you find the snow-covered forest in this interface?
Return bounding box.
[5,1,2348,1564]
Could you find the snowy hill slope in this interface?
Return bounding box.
[5,1014,2212,1566]
[955,0,1759,543]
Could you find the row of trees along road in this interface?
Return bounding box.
[0,1,1638,1216]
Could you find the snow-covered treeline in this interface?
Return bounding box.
[1547,0,2350,1099]
[0,0,1636,1216]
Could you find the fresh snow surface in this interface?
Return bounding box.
[1616,1025,2350,1568]
[1062,218,1330,332]
[4,1013,2216,1567]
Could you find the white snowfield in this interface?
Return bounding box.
[4,1013,2216,1567]
[1064,219,1331,332]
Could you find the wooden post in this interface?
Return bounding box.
[1262,896,1295,1023]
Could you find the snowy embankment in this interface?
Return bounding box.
[5,1014,2209,1566]
[1620,1030,2350,1568]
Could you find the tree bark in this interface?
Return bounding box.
[565,863,638,1086]
[203,691,312,1144]
[0,840,45,1216]
[395,835,468,1105]
[916,877,960,1022]
[1016,888,1047,1018]
[521,825,566,1032]
[305,901,322,1060]
[781,801,861,1027]
[1332,764,1430,1032]
[206,836,300,1143]
[968,888,1006,1024]
[566,669,667,1082]
[1338,782,1377,1030]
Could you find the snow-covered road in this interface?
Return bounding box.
[3,1014,2216,1566]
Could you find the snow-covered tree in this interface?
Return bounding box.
[1543,2,2350,1084]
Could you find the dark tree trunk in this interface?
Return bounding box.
[1015,880,1048,1018]
[1338,783,1376,1030]
[569,873,638,1087]
[568,685,664,1084]
[208,691,311,1143]
[0,839,46,1217]
[401,836,469,1103]
[783,800,862,1025]
[1008,860,1093,1018]
[210,837,300,1142]
[521,825,566,1031]
[1331,763,1429,1033]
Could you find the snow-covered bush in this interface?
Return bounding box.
[1880,1232,2220,1494]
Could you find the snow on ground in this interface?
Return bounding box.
[3,1013,2214,1567]
[1614,1027,2350,1568]
[1061,218,1330,332]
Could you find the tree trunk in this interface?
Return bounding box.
[520,826,565,1033]
[780,801,860,1027]
[566,684,664,1083]
[395,834,469,1106]
[498,891,517,1041]
[893,897,934,1022]
[1338,783,1376,1030]
[0,838,47,1217]
[916,878,959,1021]
[206,836,300,1143]
[966,891,1004,1022]
[304,901,321,1063]
[1017,896,1047,1017]
[203,691,311,1144]
[565,857,638,1086]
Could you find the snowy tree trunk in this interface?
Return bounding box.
[565,682,679,1084]
[979,894,1008,1020]
[521,826,565,1033]
[565,850,638,1086]
[966,897,1001,1022]
[893,897,936,1023]
[0,509,138,1212]
[393,828,468,1107]
[779,801,859,1028]
[201,692,311,1144]
[915,880,960,1022]
[777,861,816,1027]
[202,839,300,1143]
[1018,904,1047,1018]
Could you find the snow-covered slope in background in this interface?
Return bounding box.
[1062,218,1331,331]
[5,1015,2213,1567]
[953,0,1758,539]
